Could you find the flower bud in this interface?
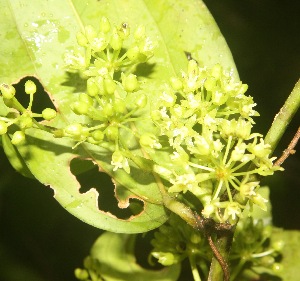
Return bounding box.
[202,204,215,218]
[11,130,25,145]
[65,123,83,137]
[103,77,116,95]
[122,73,138,92]
[76,31,88,47]
[87,78,99,96]
[0,83,16,99]
[126,46,142,62]
[187,60,198,76]
[42,108,57,120]
[71,101,88,115]
[114,99,126,114]
[92,130,104,141]
[74,268,89,280]
[220,119,236,138]
[150,110,161,121]
[102,103,114,117]
[236,119,252,139]
[238,83,248,95]
[99,17,111,33]
[24,80,36,95]
[79,93,93,105]
[110,32,123,50]
[19,114,33,129]
[85,25,97,43]
[106,125,118,141]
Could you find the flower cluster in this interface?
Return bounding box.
[151,215,283,280]
[230,217,283,278]
[65,18,155,76]
[60,18,156,172]
[150,214,210,267]
[63,20,281,223]
[149,61,282,223]
[0,81,57,145]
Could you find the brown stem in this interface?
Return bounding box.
[207,235,230,281]
[194,212,234,281]
[274,126,300,167]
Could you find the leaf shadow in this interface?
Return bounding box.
[61,71,86,93]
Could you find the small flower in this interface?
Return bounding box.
[248,138,271,158]
[252,193,268,211]
[239,181,259,201]
[169,173,197,193]
[230,142,247,162]
[151,252,178,266]
[160,90,176,107]
[111,151,130,173]
[224,202,241,222]
[202,203,216,218]
[192,135,210,155]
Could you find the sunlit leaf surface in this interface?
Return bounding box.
[0,0,237,233]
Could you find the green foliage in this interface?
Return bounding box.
[0,1,299,281]
[74,232,181,281]
[0,0,238,234]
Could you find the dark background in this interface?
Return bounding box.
[0,1,299,280]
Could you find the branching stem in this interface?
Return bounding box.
[274,126,300,166]
[194,212,234,281]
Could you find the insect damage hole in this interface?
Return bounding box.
[70,158,144,219]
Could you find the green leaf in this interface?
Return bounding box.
[272,229,300,281]
[14,128,168,233]
[2,134,34,178]
[0,0,238,232]
[88,232,181,281]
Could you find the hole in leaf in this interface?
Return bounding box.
[70,158,144,219]
[13,76,55,114]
